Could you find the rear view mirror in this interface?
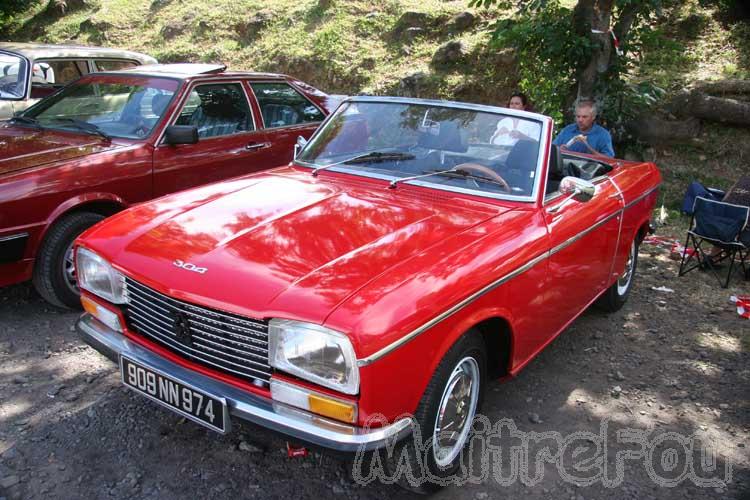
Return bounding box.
[559,176,595,202]
[294,135,308,159]
[164,125,198,145]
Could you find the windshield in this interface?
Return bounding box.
[0,52,28,99]
[23,75,179,139]
[297,101,544,199]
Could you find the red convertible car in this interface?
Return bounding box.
[74,97,660,491]
[0,63,332,308]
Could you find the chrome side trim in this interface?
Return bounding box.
[357,183,661,366]
[357,249,550,367]
[78,314,412,452]
[0,232,29,242]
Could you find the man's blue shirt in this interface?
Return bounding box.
[552,123,615,157]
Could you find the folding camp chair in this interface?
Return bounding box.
[678,196,750,288]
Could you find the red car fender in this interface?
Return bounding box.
[34,192,128,254]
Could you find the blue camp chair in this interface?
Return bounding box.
[678,196,750,288]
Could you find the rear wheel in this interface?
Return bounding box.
[596,237,638,312]
[32,212,105,309]
[383,330,486,494]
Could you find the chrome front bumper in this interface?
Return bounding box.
[76,313,411,452]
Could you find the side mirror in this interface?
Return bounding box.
[559,176,595,202]
[164,125,198,145]
[293,135,308,159]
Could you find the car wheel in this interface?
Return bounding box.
[596,237,638,312]
[32,212,105,309]
[384,330,486,494]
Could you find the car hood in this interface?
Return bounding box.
[0,124,119,176]
[84,168,510,324]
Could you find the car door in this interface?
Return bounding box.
[247,80,326,164]
[542,171,623,336]
[152,80,273,196]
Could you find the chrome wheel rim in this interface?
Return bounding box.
[63,241,78,295]
[432,356,480,468]
[617,241,635,295]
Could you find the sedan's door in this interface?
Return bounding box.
[542,175,623,335]
[247,81,326,164]
[152,81,272,196]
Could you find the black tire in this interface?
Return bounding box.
[383,330,487,494]
[596,237,638,312]
[32,212,105,309]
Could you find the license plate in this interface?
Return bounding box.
[120,356,229,433]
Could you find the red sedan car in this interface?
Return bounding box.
[0,63,332,308]
[74,97,660,492]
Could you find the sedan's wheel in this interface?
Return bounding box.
[383,330,486,494]
[432,356,480,467]
[596,237,638,312]
[32,212,105,309]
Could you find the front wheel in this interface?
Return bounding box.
[596,237,638,312]
[32,212,105,309]
[383,330,486,494]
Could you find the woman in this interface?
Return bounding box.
[490,92,540,146]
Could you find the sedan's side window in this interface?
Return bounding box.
[250,82,324,128]
[34,59,87,86]
[93,60,138,72]
[175,83,254,139]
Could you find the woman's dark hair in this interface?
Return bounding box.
[508,92,532,111]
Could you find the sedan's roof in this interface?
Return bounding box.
[0,42,156,64]
[110,63,290,81]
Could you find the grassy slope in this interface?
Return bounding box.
[3,0,749,212]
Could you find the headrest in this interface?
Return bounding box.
[416,121,467,153]
[506,139,539,171]
[151,93,171,116]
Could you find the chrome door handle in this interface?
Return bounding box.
[245,142,269,150]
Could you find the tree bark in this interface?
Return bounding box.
[627,116,701,145]
[574,0,615,102]
[692,79,750,96]
[669,91,750,126]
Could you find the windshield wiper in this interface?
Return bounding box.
[9,115,41,128]
[52,118,111,141]
[389,167,507,190]
[310,151,415,177]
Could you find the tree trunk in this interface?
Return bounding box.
[574,0,615,102]
[669,91,750,126]
[692,79,750,96]
[627,116,701,145]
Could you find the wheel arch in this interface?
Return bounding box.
[35,193,127,256]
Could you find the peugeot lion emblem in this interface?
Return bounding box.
[174,312,193,346]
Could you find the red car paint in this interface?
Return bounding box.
[0,65,331,292]
[75,98,660,444]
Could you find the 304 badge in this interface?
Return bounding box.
[120,356,229,433]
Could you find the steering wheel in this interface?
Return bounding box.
[453,163,511,193]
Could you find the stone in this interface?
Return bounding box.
[235,10,274,40]
[399,71,429,96]
[0,476,19,489]
[614,371,626,381]
[11,375,28,384]
[238,441,263,453]
[431,40,466,68]
[528,412,542,424]
[476,493,489,500]
[611,386,622,398]
[449,11,476,32]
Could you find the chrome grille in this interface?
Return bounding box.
[123,278,271,383]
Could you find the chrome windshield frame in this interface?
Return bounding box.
[294,96,553,203]
[0,49,30,101]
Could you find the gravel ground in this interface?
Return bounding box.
[0,239,748,500]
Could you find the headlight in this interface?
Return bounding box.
[76,247,127,304]
[269,319,359,395]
